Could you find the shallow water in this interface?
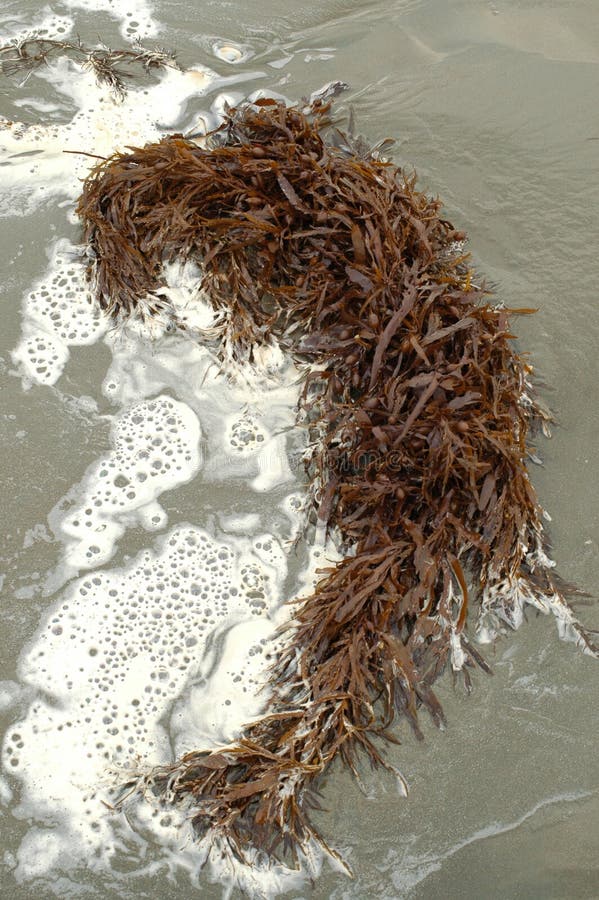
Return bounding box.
[1,0,599,897]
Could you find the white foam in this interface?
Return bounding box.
[0,61,217,216]
[4,524,288,884]
[3,321,330,893]
[99,319,303,497]
[170,615,281,754]
[12,239,107,387]
[46,394,202,589]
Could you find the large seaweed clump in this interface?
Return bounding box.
[77,98,598,866]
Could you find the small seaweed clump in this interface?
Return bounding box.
[77,98,598,867]
[0,36,176,100]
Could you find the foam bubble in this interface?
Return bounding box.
[212,41,248,64]
[226,411,269,457]
[22,243,103,344]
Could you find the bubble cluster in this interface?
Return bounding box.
[61,0,158,39]
[280,491,308,539]
[0,9,74,43]
[13,333,70,385]
[221,410,294,493]
[48,395,202,580]
[252,533,287,576]
[226,411,267,456]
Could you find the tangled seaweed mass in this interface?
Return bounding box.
[77,97,598,866]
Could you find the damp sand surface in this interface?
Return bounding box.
[1,0,599,898]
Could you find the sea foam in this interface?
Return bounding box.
[0,32,331,899]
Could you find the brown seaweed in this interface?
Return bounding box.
[76,98,598,869]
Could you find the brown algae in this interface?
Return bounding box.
[76,97,598,868]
